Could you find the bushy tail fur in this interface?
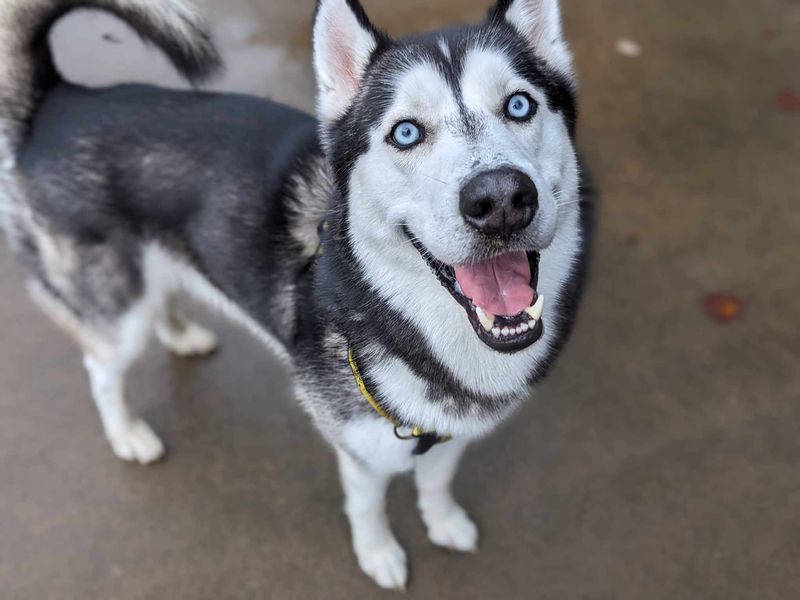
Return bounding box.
[0,0,221,150]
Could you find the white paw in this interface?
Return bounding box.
[107,420,165,465]
[355,537,408,591]
[157,322,218,357]
[426,506,479,552]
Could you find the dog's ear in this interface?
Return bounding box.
[313,0,385,122]
[489,0,574,77]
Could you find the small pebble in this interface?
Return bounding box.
[615,38,642,58]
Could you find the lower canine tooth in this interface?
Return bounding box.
[525,295,545,321]
[475,307,495,332]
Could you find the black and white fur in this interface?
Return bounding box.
[0,0,592,590]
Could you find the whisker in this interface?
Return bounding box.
[556,199,581,208]
[424,174,447,185]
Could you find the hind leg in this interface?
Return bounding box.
[155,296,218,357]
[83,354,164,464]
[28,279,164,464]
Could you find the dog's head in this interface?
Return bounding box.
[313,0,580,353]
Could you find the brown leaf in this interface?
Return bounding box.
[760,27,779,41]
[704,293,744,323]
[777,89,800,112]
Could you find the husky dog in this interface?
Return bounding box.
[0,0,592,590]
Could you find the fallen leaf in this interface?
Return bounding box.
[760,27,779,40]
[777,89,800,112]
[704,293,744,323]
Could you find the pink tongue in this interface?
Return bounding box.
[454,251,534,316]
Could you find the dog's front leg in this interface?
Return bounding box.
[336,448,407,591]
[414,437,479,552]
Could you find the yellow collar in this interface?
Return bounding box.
[347,346,450,454]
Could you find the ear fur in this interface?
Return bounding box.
[313,0,386,122]
[489,0,574,76]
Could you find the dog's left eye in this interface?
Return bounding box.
[505,92,536,121]
[389,121,423,149]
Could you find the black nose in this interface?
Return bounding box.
[459,168,538,238]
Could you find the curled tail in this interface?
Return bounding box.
[0,0,221,151]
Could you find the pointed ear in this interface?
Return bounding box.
[313,0,384,123]
[489,0,574,77]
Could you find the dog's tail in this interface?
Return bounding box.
[0,0,221,152]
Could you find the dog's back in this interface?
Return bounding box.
[21,82,320,278]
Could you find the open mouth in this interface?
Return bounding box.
[404,227,544,353]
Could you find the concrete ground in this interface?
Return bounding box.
[1,0,799,598]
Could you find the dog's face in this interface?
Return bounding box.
[314,0,579,353]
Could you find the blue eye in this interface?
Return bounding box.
[505,93,535,121]
[390,121,423,148]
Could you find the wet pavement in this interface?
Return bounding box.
[1,0,799,598]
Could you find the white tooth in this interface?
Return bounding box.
[525,295,545,321]
[455,281,463,294]
[501,327,510,336]
[516,326,524,334]
[528,320,536,329]
[475,307,495,332]
[492,327,501,337]
[521,322,530,332]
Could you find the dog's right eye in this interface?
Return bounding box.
[504,92,536,122]
[389,121,424,149]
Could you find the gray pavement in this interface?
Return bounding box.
[1,0,799,598]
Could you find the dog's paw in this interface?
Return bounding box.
[426,506,479,552]
[107,419,165,465]
[157,322,218,357]
[355,537,408,591]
